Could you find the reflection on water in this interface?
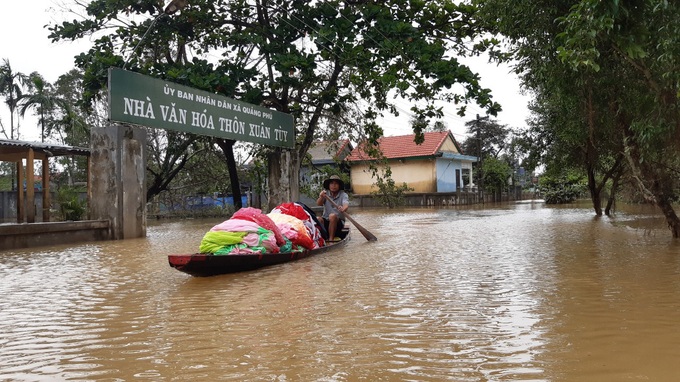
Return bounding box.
[1,202,679,381]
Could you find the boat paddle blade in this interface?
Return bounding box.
[324,194,377,241]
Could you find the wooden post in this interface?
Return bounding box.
[16,161,24,223]
[26,149,35,223]
[42,157,50,222]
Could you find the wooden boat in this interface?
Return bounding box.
[168,228,350,276]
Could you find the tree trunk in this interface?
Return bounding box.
[623,127,680,238]
[586,163,603,216]
[267,148,301,211]
[585,88,603,216]
[145,133,197,203]
[604,170,622,216]
[657,197,680,238]
[215,139,242,210]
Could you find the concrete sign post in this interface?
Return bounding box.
[89,124,147,240]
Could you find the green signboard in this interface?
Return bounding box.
[108,68,295,148]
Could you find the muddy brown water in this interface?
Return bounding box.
[1,201,679,381]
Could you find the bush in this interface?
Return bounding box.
[56,187,87,221]
[369,167,413,208]
[539,174,586,204]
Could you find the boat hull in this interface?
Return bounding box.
[168,229,350,276]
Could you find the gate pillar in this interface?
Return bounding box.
[89,124,146,240]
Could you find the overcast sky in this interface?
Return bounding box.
[0,0,532,143]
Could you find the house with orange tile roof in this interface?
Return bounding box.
[345,131,477,194]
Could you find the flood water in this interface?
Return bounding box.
[1,201,680,381]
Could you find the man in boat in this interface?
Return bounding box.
[317,175,349,242]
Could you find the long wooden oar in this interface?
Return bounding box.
[324,194,377,241]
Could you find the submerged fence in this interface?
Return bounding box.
[352,186,539,208]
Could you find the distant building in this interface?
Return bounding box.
[300,139,353,188]
[345,131,477,194]
[298,140,353,206]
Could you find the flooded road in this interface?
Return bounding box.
[1,201,679,381]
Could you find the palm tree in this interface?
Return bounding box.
[0,59,30,191]
[19,72,65,142]
[0,58,28,140]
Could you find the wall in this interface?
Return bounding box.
[435,158,458,192]
[439,137,460,153]
[353,191,480,207]
[352,187,536,208]
[0,220,110,251]
[0,191,87,222]
[350,159,436,194]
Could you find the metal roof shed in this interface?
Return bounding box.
[0,139,90,223]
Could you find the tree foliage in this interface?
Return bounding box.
[555,1,680,235]
[460,116,516,193]
[461,115,509,159]
[481,157,511,194]
[49,0,502,209]
[19,72,67,143]
[0,59,28,140]
[539,172,587,205]
[369,166,413,208]
[300,164,349,201]
[474,0,680,236]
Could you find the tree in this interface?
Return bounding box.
[45,69,95,187]
[0,59,28,141]
[461,116,511,192]
[18,72,65,143]
[473,0,637,219]
[539,171,587,205]
[559,1,680,236]
[213,138,243,209]
[409,115,448,133]
[146,130,202,203]
[0,59,29,191]
[49,0,502,210]
[481,156,511,199]
[370,166,413,208]
[51,69,90,147]
[461,115,509,159]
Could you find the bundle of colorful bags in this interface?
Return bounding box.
[199,203,327,255]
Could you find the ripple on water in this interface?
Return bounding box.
[1,204,679,380]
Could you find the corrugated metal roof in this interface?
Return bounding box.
[307,140,353,162]
[0,139,90,161]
